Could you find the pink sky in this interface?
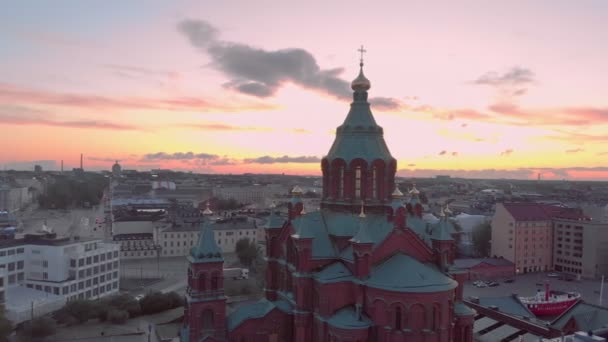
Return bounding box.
[1,1,608,180]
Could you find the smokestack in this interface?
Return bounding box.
[80,153,83,170]
[61,160,64,173]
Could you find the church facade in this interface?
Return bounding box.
[182,59,475,342]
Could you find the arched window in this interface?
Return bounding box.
[202,309,214,330]
[372,166,377,199]
[337,166,344,198]
[211,272,219,290]
[198,273,206,291]
[431,305,440,330]
[395,306,402,330]
[354,166,362,199]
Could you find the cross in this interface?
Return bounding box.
[358,45,367,66]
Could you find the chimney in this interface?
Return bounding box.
[61,160,64,172]
[80,153,83,170]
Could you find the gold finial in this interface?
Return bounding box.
[358,45,367,67]
[392,187,404,198]
[444,203,452,215]
[409,183,420,195]
[439,207,445,218]
[359,201,366,218]
[269,201,276,209]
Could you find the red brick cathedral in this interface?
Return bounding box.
[182,59,475,342]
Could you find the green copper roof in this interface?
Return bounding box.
[189,219,222,262]
[292,211,337,259]
[264,212,285,229]
[227,298,279,331]
[350,218,374,244]
[431,218,455,241]
[339,245,354,262]
[325,306,372,330]
[476,296,534,318]
[325,92,394,164]
[551,302,608,330]
[314,261,353,284]
[454,302,476,316]
[366,253,457,293]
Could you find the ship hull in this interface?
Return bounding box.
[525,298,578,316]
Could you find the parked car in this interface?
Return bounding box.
[487,281,499,287]
[134,294,145,301]
[547,272,560,278]
[473,280,487,288]
[504,278,515,283]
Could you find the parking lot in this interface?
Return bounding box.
[463,272,606,307]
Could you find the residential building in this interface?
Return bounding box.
[492,203,554,273]
[553,218,608,279]
[492,202,594,276]
[160,216,259,257]
[0,233,120,323]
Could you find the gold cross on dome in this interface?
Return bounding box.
[358,45,367,65]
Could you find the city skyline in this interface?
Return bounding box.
[2,1,608,180]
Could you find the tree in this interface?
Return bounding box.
[139,292,182,315]
[235,238,259,267]
[472,221,492,257]
[107,310,129,324]
[0,310,13,341]
[55,299,97,324]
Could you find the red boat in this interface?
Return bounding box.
[518,283,580,316]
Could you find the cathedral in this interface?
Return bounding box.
[181,57,475,342]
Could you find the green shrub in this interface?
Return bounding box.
[108,310,129,325]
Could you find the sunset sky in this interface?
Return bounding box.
[1,1,608,180]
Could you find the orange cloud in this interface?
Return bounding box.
[0,83,275,113]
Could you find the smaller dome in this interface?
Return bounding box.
[392,187,404,198]
[351,66,371,91]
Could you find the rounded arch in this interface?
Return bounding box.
[430,302,441,331]
[371,159,386,201]
[321,158,330,198]
[211,271,220,291]
[197,271,206,291]
[331,158,347,200]
[408,303,426,331]
[371,298,388,325]
[201,308,214,331]
[389,302,406,330]
[348,158,368,201]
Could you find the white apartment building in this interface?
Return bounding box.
[159,216,260,257]
[0,233,120,323]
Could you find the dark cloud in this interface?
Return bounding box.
[500,149,514,156]
[143,152,219,161]
[566,148,584,154]
[473,66,535,87]
[177,19,403,108]
[438,150,458,156]
[369,97,402,111]
[244,155,321,164]
[178,19,350,99]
